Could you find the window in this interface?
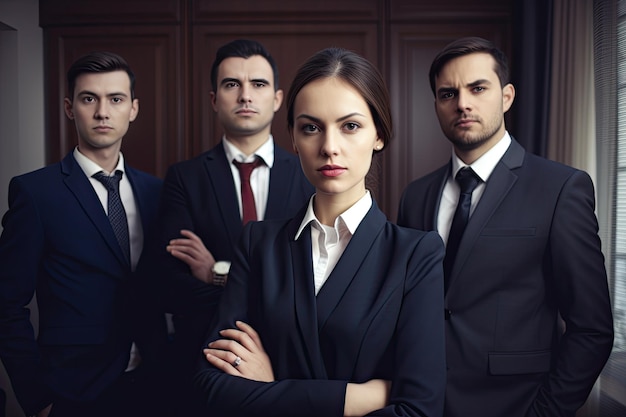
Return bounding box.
[599,1,626,415]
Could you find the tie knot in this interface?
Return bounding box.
[455,167,480,194]
[93,170,123,191]
[233,157,263,180]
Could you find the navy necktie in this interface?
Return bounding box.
[443,167,480,292]
[233,158,263,225]
[93,170,130,263]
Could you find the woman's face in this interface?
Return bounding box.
[291,77,383,204]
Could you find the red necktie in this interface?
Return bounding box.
[233,158,263,225]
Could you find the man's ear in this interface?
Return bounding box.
[210,91,218,112]
[274,89,284,113]
[502,83,515,113]
[64,97,74,119]
[129,98,139,122]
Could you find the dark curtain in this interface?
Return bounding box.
[510,0,554,157]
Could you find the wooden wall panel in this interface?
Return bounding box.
[191,24,378,157]
[389,0,511,20]
[192,0,380,22]
[44,25,183,177]
[39,0,181,26]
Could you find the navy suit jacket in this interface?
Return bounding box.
[0,152,162,416]
[146,142,313,318]
[195,202,446,417]
[397,138,614,417]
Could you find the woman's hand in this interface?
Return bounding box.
[344,379,391,417]
[203,321,275,382]
[167,229,216,284]
[37,404,52,417]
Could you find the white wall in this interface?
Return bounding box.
[0,0,44,220]
[0,1,44,416]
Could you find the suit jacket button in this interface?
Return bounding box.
[445,309,452,320]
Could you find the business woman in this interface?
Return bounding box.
[194,47,446,417]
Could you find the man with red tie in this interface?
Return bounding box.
[139,39,313,416]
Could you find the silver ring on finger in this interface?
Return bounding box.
[232,356,242,368]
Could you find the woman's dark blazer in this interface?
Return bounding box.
[195,201,446,417]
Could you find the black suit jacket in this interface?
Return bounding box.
[397,138,614,417]
[0,152,162,416]
[195,202,446,417]
[142,142,313,353]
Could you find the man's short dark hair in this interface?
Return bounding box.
[429,37,510,95]
[67,51,136,100]
[210,39,279,92]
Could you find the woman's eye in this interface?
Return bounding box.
[302,124,319,133]
[344,122,359,131]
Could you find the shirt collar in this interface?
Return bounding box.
[295,191,373,240]
[451,131,511,182]
[222,135,275,168]
[73,147,125,177]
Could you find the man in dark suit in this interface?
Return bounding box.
[397,37,614,417]
[0,52,163,417]
[141,39,313,415]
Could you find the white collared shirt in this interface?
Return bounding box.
[437,132,512,245]
[222,135,274,221]
[295,191,372,295]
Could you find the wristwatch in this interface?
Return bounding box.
[212,261,231,286]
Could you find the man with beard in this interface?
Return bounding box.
[397,36,613,417]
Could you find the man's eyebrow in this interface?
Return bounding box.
[220,77,241,86]
[219,77,271,86]
[436,86,457,95]
[76,90,129,98]
[250,78,271,85]
[467,79,492,87]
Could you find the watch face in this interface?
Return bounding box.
[213,261,231,275]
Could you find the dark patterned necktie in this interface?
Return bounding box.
[93,170,130,263]
[233,158,263,225]
[443,167,481,293]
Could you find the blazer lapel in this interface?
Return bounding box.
[428,165,450,231]
[203,145,243,245]
[61,153,129,266]
[446,139,525,293]
[316,203,387,330]
[288,219,328,379]
[125,166,150,234]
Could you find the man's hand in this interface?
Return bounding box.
[167,229,216,284]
